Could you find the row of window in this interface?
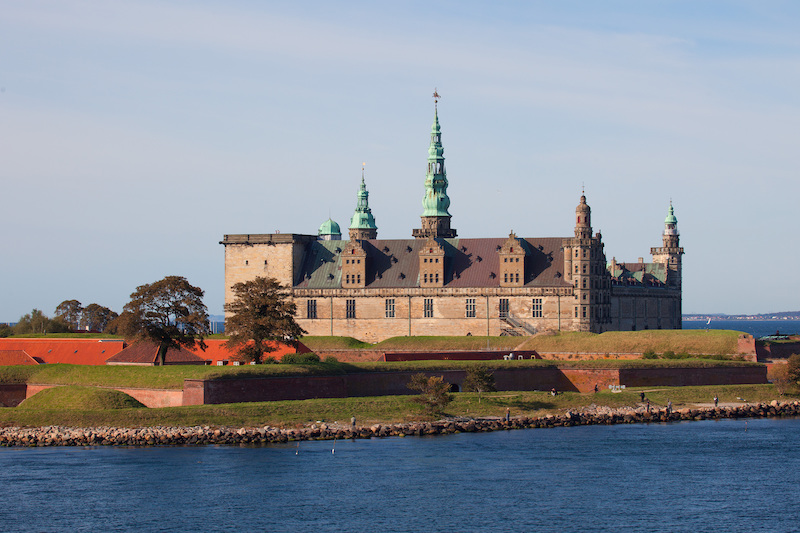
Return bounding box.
[305,298,544,319]
[502,257,520,262]
[422,257,440,263]
[422,273,440,283]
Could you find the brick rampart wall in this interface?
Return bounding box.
[619,366,767,387]
[20,384,183,408]
[0,384,27,407]
[756,341,800,360]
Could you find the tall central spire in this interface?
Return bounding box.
[413,89,457,239]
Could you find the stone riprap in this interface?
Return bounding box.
[1,400,798,447]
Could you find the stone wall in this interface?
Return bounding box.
[756,341,800,360]
[0,384,27,407]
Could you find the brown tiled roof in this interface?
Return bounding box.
[0,339,125,365]
[0,350,40,366]
[105,341,207,365]
[296,237,571,289]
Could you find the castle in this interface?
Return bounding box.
[221,99,684,342]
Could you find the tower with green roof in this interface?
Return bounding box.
[348,167,378,240]
[413,90,457,239]
[651,201,684,291]
[317,218,342,241]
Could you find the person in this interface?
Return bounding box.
[714,395,719,408]
[640,391,645,402]
[551,387,557,396]
[646,400,650,413]
[594,383,599,393]
[505,407,510,422]
[666,400,672,415]
[351,416,356,429]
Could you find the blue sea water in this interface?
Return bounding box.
[3,418,800,532]
[683,319,800,339]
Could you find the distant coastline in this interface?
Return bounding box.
[684,312,800,321]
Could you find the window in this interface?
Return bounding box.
[515,273,520,283]
[582,306,587,318]
[466,298,476,318]
[499,298,509,318]
[424,273,428,283]
[575,307,579,318]
[306,299,317,319]
[532,298,542,318]
[435,273,439,283]
[345,274,351,284]
[424,298,434,318]
[346,299,356,319]
[385,298,395,318]
[504,273,508,283]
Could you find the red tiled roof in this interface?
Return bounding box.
[192,339,307,364]
[0,339,125,365]
[105,341,207,365]
[0,350,40,366]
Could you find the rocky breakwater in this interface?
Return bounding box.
[1,400,799,447]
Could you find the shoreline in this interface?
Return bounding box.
[2,400,798,447]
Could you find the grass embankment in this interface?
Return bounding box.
[515,329,742,355]
[0,358,760,390]
[1,384,794,428]
[19,386,145,410]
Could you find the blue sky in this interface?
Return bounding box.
[2,1,799,320]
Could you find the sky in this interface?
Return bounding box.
[2,0,799,321]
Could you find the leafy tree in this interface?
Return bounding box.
[462,365,497,402]
[224,277,307,363]
[788,354,800,384]
[54,300,83,330]
[81,303,119,332]
[408,373,452,415]
[0,323,12,337]
[116,276,210,366]
[13,309,71,335]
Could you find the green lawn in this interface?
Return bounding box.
[1,384,794,428]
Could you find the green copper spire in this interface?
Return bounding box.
[421,100,451,217]
[349,166,378,240]
[665,202,678,226]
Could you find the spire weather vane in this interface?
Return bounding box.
[433,88,441,107]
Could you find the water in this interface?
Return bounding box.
[3,418,800,532]
[683,319,800,338]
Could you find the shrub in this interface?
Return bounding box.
[408,373,452,415]
[662,350,676,359]
[281,352,321,364]
[642,350,658,359]
[324,355,340,364]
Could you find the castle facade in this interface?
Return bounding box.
[221,102,683,342]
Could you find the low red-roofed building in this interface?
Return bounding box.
[189,339,311,366]
[0,339,125,365]
[105,341,209,366]
[0,350,40,366]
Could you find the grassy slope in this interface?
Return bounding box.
[0,358,759,389]
[18,386,145,410]
[515,329,741,355]
[1,384,794,428]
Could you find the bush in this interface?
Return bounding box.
[324,355,340,364]
[281,352,321,364]
[642,350,658,359]
[408,373,452,415]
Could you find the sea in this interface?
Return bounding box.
[2,417,800,532]
[682,319,800,339]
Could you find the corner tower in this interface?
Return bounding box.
[349,166,378,241]
[413,90,456,239]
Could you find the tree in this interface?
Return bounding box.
[408,373,452,415]
[788,354,800,384]
[13,309,71,335]
[116,276,210,365]
[224,277,307,363]
[81,303,119,332]
[462,365,497,403]
[54,300,83,330]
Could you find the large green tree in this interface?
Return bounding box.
[224,277,306,363]
[81,303,119,332]
[54,300,83,330]
[116,276,210,365]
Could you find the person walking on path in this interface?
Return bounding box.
[714,395,719,408]
[640,392,646,402]
[505,407,510,423]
